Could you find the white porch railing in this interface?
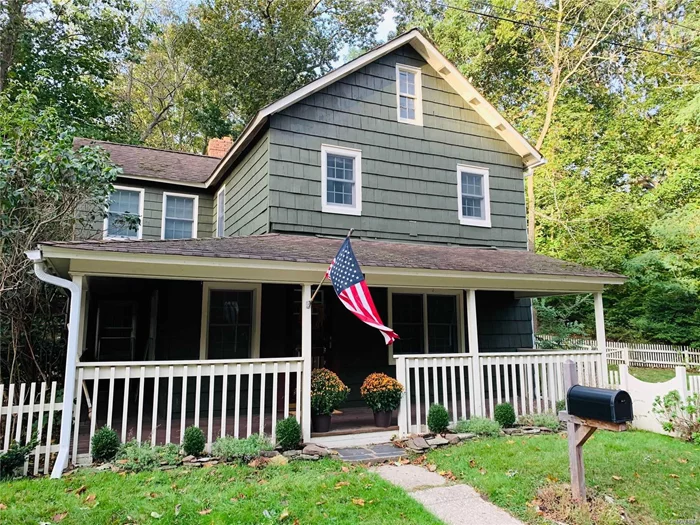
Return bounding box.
[73,357,303,464]
[396,349,605,435]
[0,381,61,476]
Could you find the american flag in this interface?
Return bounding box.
[326,238,398,345]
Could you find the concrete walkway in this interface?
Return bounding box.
[372,464,523,525]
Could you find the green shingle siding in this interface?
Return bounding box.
[266,44,528,248]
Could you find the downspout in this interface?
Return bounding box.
[25,249,82,479]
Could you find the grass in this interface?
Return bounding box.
[0,459,442,525]
[427,430,699,524]
[608,365,699,383]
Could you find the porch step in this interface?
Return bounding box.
[311,425,398,438]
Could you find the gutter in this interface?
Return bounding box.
[25,249,82,479]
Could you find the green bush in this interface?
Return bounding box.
[0,438,37,478]
[183,426,205,456]
[454,417,502,437]
[116,441,180,472]
[652,390,700,442]
[556,399,566,413]
[427,404,450,434]
[494,403,516,427]
[517,412,561,431]
[91,426,120,462]
[211,434,274,462]
[275,417,301,451]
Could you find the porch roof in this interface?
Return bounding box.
[39,234,624,284]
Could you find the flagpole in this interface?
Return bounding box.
[306,228,354,308]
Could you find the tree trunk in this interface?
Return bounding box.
[0,0,25,92]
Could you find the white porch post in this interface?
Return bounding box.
[301,284,312,441]
[593,292,607,387]
[466,289,482,416]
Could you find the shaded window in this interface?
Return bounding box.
[106,188,141,238]
[207,290,253,359]
[163,194,196,239]
[326,154,355,206]
[461,172,484,219]
[427,295,458,353]
[392,293,424,355]
[396,64,422,125]
[391,293,460,356]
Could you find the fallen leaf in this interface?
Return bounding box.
[0,503,6,510]
[677,458,688,464]
[198,508,212,515]
[634,472,640,478]
[147,492,158,499]
[669,474,679,478]
[258,479,268,485]
[506,440,515,445]
[334,481,350,489]
[75,486,87,496]
[315,501,325,506]
[293,520,299,525]
[341,466,349,473]
[628,496,637,503]
[612,475,623,481]
[427,464,437,472]
[150,512,162,519]
[85,494,96,503]
[546,474,559,483]
[469,459,477,468]
[411,454,426,465]
[53,512,68,522]
[279,508,290,521]
[175,504,181,516]
[479,468,487,475]
[352,498,365,506]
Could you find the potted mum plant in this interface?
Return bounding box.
[310,368,349,432]
[361,372,404,427]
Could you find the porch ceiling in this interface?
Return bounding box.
[37,234,625,293]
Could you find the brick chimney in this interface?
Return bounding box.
[207,137,233,158]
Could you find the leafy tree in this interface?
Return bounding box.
[0,90,121,383]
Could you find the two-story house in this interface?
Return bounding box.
[27,30,624,477]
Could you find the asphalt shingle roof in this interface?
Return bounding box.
[41,234,624,280]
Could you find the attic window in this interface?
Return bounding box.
[396,64,423,126]
[321,144,362,216]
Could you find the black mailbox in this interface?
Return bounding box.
[566,385,633,423]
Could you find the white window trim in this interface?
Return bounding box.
[199,282,262,360]
[216,185,226,237]
[387,288,465,365]
[457,164,491,228]
[395,63,423,126]
[321,143,362,216]
[161,191,199,240]
[103,185,145,240]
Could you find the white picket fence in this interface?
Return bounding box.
[536,336,700,368]
[396,349,606,434]
[0,381,61,476]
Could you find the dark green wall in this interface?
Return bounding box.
[476,291,534,352]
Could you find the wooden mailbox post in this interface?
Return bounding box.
[559,360,629,501]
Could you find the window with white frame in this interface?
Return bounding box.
[321,144,362,215]
[457,165,491,227]
[104,186,144,239]
[389,291,463,362]
[162,192,198,239]
[396,64,423,125]
[216,186,225,237]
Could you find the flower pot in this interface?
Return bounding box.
[312,414,332,433]
[373,410,392,428]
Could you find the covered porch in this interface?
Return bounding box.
[28,234,624,474]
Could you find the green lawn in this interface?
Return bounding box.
[608,365,698,383]
[427,430,699,524]
[0,459,442,525]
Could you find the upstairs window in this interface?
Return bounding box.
[216,186,225,237]
[162,192,198,239]
[104,186,144,239]
[321,144,362,216]
[396,64,423,126]
[457,165,491,227]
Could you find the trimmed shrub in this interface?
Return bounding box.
[212,434,274,462]
[556,399,566,413]
[454,417,501,437]
[183,426,205,456]
[0,438,37,478]
[310,368,349,416]
[117,441,180,472]
[91,426,120,462]
[427,403,450,434]
[517,412,561,431]
[494,403,516,428]
[276,417,301,451]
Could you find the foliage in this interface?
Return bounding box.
[178,0,387,123]
[211,434,274,462]
[453,417,502,437]
[0,90,122,383]
[0,438,37,479]
[493,403,516,428]
[182,426,206,456]
[275,417,301,451]
[360,372,404,412]
[556,399,566,413]
[426,431,700,524]
[310,368,349,416]
[116,441,180,472]
[0,460,443,524]
[91,426,120,463]
[517,412,561,432]
[652,390,700,443]
[427,404,450,434]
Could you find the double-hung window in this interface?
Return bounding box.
[389,290,463,363]
[457,165,491,227]
[321,144,362,216]
[104,186,144,239]
[162,192,198,239]
[216,186,225,237]
[396,64,423,126]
